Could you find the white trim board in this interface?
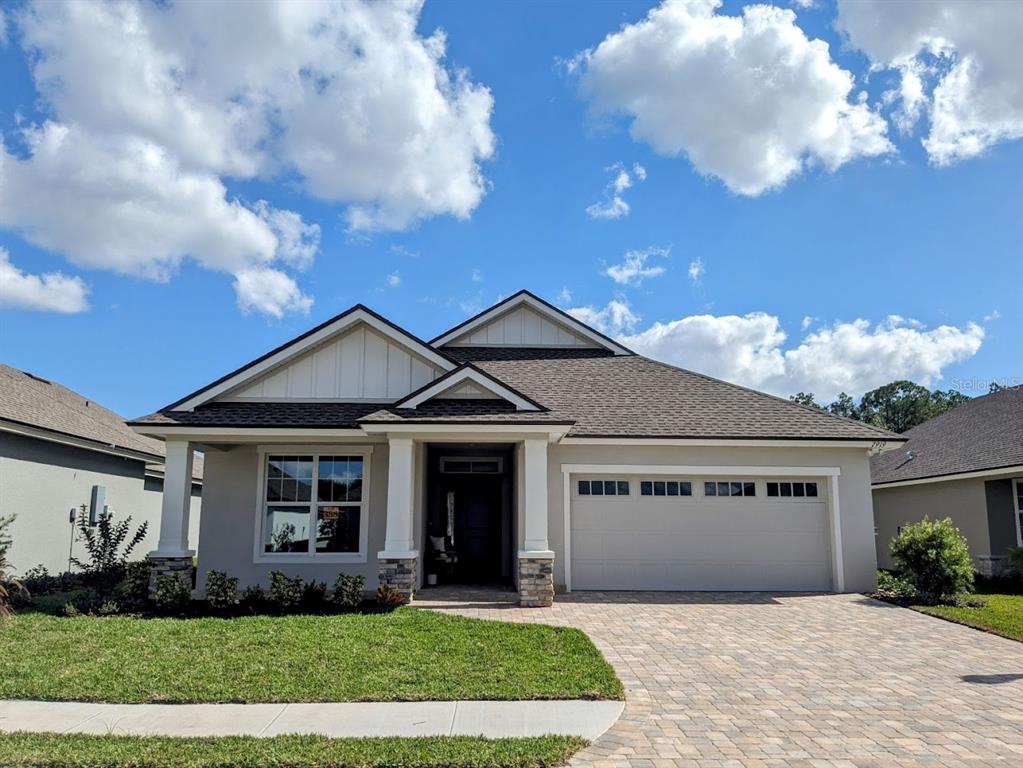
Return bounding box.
[395,367,540,411]
[562,437,894,450]
[175,308,456,411]
[2,420,163,464]
[872,465,1023,489]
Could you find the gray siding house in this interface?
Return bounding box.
[871,386,1023,577]
[0,365,201,574]
[131,291,902,606]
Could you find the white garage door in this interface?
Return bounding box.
[570,475,833,591]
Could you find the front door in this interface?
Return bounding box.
[438,474,504,582]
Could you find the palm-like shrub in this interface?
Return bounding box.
[891,517,974,605]
[0,514,26,617]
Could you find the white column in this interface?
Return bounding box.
[152,440,195,557]
[828,472,845,593]
[521,438,553,554]
[379,437,416,557]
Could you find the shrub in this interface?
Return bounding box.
[0,514,26,618]
[153,574,191,615]
[301,580,327,610]
[71,506,149,595]
[333,573,365,609]
[376,584,407,607]
[205,570,239,611]
[117,560,151,612]
[22,566,84,596]
[239,585,266,613]
[891,517,974,605]
[1008,547,1023,577]
[875,569,916,599]
[268,571,303,612]
[62,588,103,617]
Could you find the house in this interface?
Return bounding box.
[0,364,202,575]
[130,290,900,606]
[871,386,1023,577]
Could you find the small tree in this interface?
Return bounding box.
[0,514,27,618]
[891,517,974,604]
[71,505,149,591]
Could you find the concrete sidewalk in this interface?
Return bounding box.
[0,699,624,740]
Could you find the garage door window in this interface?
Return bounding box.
[704,481,755,497]
[766,481,818,498]
[640,480,692,496]
[578,480,630,496]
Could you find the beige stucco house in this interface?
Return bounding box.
[0,364,201,575]
[872,386,1023,577]
[131,291,901,606]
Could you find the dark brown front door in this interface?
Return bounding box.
[439,474,503,582]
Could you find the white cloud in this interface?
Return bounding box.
[585,162,646,219]
[790,0,815,8]
[687,258,704,282]
[572,297,985,399]
[471,268,483,283]
[836,0,1023,164]
[557,287,573,305]
[575,0,892,196]
[983,309,1000,322]
[387,272,401,287]
[0,247,89,314]
[0,9,8,47]
[233,268,312,319]
[604,247,669,286]
[567,299,640,335]
[800,315,815,330]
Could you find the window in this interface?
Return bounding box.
[261,452,368,559]
[704,480,755,497]
[766,481,818,498]
[1014,479,1023,546]
[440,457,503,474]
[577,479,629,496]
[640,480,692,497]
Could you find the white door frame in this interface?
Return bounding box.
[560,464,844,593]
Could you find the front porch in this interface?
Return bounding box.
[148,429,561,607]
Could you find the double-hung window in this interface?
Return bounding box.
[260,450,370,561]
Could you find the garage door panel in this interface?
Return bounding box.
[570,477,832,592]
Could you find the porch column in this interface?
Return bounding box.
[149,440,195,596]
[518,437,555,607]
[377,437,418,599]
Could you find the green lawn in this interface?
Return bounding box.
[913,593,1023,641]
[0,608,623,703]
[0,733,585,768]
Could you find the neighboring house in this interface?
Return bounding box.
[872,386,1023,577]
[130,290,901,606]
[0,364,202,574]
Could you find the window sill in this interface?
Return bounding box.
[255,553,368,565]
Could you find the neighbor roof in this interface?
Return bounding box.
[0,364,202,479]
[871,386,1023,485]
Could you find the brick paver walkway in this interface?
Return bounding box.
[417,588,1023,767]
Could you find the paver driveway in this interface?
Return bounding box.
[417,590,1023,767]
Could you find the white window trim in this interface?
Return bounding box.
[1013,478,1023,547]
[253,445,374,564]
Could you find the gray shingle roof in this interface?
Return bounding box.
[134,349,900,442]
[870,386,1023,484]
[1,364,202,479]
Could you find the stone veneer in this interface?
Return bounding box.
[517,554,555,607]
[148,555,194,597]
[976,555,1010,579]
[378,555,418,599]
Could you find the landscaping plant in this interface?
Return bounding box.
[333,573,365,609]
[268,570,304,612]
[1008,546,1023,577]
[302,579,328,610]
[874,569,916,599]
[71,505,149,594]
[890,517,974,605]
[117,560,151,612]
[239,584,266,613]
[153,574,191,615]
[376,584,407,607]
[0,514,26,618]
[204,570,239,611]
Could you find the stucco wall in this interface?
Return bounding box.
[195,443,389,592]
[985,478,1020,559]
[872,478,991,570]
[544,443,879,593]
[0,432,201,574]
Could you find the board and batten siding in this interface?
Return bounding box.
[445,305,598,348]
[225,324,444,401]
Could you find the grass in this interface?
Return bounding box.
[0,732,586,768]
[913,593,1023,641]
[0,607,623,703]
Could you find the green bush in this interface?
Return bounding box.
[1008,547,1023,577]
[891,517,974,605]
[301,580,327,610]
[268,571,303,612]
[0,515,26,618]
[204,570,239,611]
[376,584,406,607]
[71,506,149,595]
[153,574,191,615]
[239,585,266,613]
[875,569,916,599]
[332,573,365,609]
[117,560,151,612]
[21,565,84,596]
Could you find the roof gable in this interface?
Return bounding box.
[169,306,455,410]
[431,290,633,355]
[394,364,543,412]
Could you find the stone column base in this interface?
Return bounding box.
[378,555,418,600]
[148,554,194,598]
[518,552,555,607]
[976,555,1009,579]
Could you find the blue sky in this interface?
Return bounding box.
[0,0,1020,418]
